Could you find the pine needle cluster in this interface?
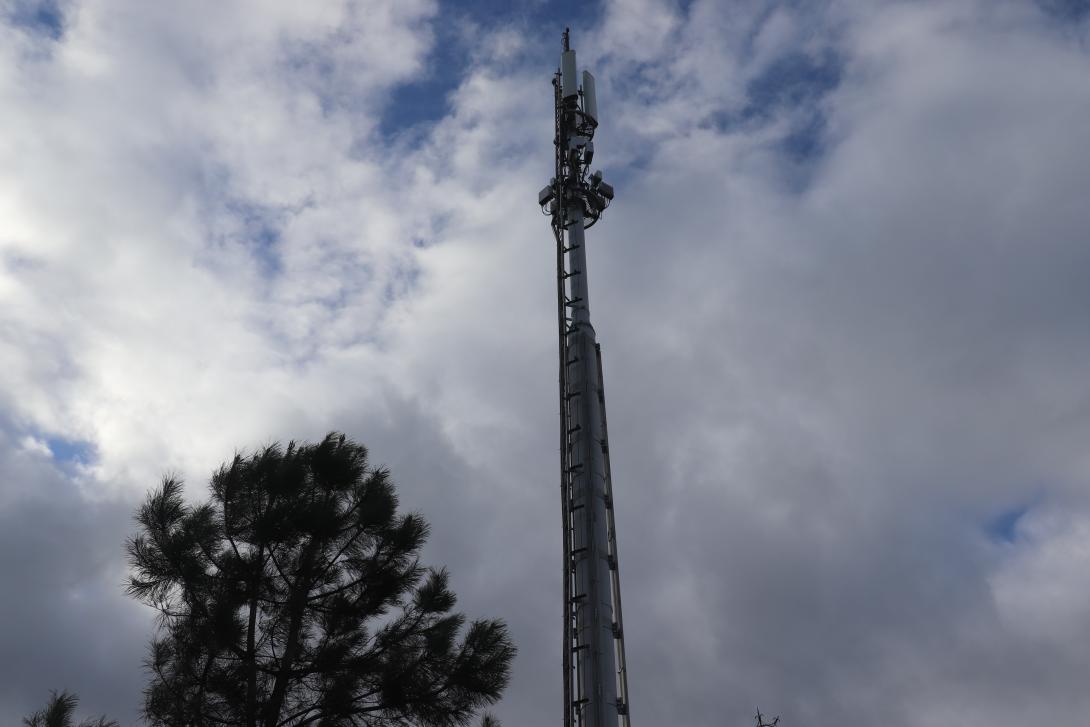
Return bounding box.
[22,690,117,727]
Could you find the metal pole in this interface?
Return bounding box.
[542,28,629,727]
[565,207,619,727]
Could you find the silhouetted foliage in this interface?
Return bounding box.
[126,432,515,727]
[23,690,117,727]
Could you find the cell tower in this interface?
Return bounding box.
[755,707,781,727]
[538,29,631,727]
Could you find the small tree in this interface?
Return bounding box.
[126,433,515,727]
[23,690,117,727]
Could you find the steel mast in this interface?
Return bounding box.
[755,709,781,727]
[539,28,630,727]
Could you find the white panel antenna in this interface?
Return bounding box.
[561,50,578,99]
[582,70,598,124]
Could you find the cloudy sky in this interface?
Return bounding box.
[3,0,1090,724]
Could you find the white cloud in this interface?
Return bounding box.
[991,508,1090,645]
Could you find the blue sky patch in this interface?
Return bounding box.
[986,504,1033,544]
[380,0,603,135]
[7,0,64,41]
[1037,0,1090,21]
[699,48,842,167]
[781,109,828,164]
[380,20,466,137]
[382,260,422,305]
[743,48,842,120]
[45,436,96,467]
[222,199,288,279]
[749,49,841,167]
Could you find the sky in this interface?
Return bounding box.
[2,0,1090,724]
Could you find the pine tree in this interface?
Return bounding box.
[22,690,117,727]
[126,432,515,727]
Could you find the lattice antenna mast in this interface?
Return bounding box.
[539,28,629,727]
[755,708,781,727]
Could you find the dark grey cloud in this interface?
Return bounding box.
[0,424,149,726]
